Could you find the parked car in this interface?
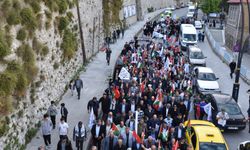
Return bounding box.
[193,67,220,93]
[203,93,247,131]
[184,120,229,150]
[238,141,250,150]
[170,5,176,11]
[194,21,202,29]
[187,45,206,67]
[186,12,194,18]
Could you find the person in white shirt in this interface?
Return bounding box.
[216,108,229,131]
[58,117,69,139]
[164,114,173,127]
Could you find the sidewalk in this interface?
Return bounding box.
[26,8,165,150]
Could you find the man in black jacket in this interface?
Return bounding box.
[229,60,236,79]
[87,97,99,117]
[91,119,105,150]
[60,103,68,122]
[74,77,83,100]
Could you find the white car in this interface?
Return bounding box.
[194,21,202,29]
[193,67,220,93]
[186,12,194,18]
[170,6,176,11]
[187,45,206,66]
[238,141,250,150]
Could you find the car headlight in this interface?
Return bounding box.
[243,119,247,123]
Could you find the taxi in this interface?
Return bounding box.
[184,120,229,150]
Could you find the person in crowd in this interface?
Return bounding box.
[101,131,118,150]
[99,93,111,119]
[87,97,99,117]
[57,136,73,150]
[216,108,229,131]
[58,117,69,140]
[114,138,126,150]
[60,103,68,122]
[121,127,135,149]
[69,79,74,96]
[229,60,236,79]
[174,123,185,141]
[74,76,83,100]
[91,119,105,150]
[73,121,87,150]
[47,101,57,129]
[106,48,112,65]
[41,114,53,148]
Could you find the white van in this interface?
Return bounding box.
[188,5,196,13]
[179,24,197,49]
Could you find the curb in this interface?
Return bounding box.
[205,27,250,85]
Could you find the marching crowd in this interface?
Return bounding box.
[88,16,210,150]
[37,10,241,150]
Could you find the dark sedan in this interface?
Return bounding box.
[203,93,247,131]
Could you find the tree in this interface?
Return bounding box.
[201,0,222,14]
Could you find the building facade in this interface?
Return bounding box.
[225,0,250,53]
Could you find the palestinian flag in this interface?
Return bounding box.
[196,104,201,119]
[140,81,145,93]
[111,123,120,136]
[186,119,191,136]
[172,140,179,150]
[158,125,169,142]
[132,131,142,144]
[153,94,163,111]
[113,86,120,100]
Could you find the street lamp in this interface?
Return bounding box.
[232,0,245,102]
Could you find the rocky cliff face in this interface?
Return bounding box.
[0,0,103,149]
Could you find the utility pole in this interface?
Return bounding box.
[232,0,244,102]
[76,0,87,64]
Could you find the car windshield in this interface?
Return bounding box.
[189,9,195,12]
[200,142,227,150]
[184,34,196,41]
[217,102,241,115]
[190,51,204,59]
[198,73,216,81]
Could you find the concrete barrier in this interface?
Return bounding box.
[205,26,250,84]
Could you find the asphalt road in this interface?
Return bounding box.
[171,8,250,150]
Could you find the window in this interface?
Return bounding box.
[183,34,196,41]
[191,129,197,149]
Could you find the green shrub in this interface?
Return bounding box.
[12,0,21,10]
[0,32,11,60]
[17,44,35,63]
[45,21,51,30]
[66,12,74,21]
[6,61,22,73]
[45,10,52,19]
[43,0,58,12]
[20,8,37,30]
[41,46,49,56]
[53,62,59,69]
[32,38,43,54]
[61,29,77,60]
[25,128,38,144]
[16,28,27,41]
[4,31,12,47]
[58,17,69,34]
[23,62,38,81]
[1,0,12,14]
[0,117,10,136]
[57,0,68,14]
[30,1,41,14]
[6,10,20,25]
[0,72,17,96]
[15,72,28,97]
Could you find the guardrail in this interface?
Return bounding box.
[205,26,250,84]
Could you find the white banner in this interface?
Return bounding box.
[118,67,130,80]
[124,7,128,18]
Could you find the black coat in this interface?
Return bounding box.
[99,97,111,114]
[57,140,73,150]
[91,125,105,139]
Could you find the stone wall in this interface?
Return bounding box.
[0,1,103,149]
